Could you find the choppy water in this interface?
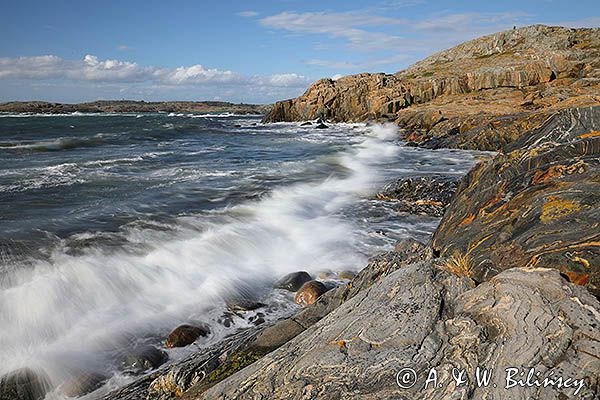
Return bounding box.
[0,112,480,397]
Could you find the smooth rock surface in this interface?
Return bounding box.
[274,271,312,292]
[165,325,209,348]
[200,262,600,399]
[294,280,329,306]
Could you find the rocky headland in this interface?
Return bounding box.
[0,100,269,115]
[2,24,599,400]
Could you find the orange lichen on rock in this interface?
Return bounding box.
[532,161,586,184]
[578,131,600,139]
[458,214,476,227]
[540,198,581,223]
[563,271,590,286]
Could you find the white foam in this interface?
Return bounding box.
[0,124,403,388]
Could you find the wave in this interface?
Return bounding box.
[0,124,402,389]
[0,136,106,152]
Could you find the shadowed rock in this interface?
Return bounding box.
[274,271,312,292]
[121,345,168,373]
[61,372,107,398]
[0,368,52,400]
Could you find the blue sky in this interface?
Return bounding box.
[0,0,598,104]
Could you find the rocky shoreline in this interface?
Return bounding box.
[2,24,599,400]
[0,100,269,115]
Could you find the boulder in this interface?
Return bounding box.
[337,270,356,280]
[274,271,312,292]
[61,372,107,398]
[121,345,168,373]
[315,122,328,129]
[294,281,329,306]
[0,368,51,400]
[165,324,209,348]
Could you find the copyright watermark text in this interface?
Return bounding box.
[396,367,586,396]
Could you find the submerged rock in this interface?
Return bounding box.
[294,281,329,306]
[0,368,51,400]
[121,345,168,373]
[337,270,356,280]
[315,122,328,129]
[274,271,312,292]
[225,297,266,312]
[61,372,107,398]
[165,324,209,348]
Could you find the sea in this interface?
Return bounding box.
[0,112,480,397]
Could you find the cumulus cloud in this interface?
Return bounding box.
[0,54,310,89]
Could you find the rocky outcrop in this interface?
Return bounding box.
[200,261,600,399]
[263,25,600,151]
[376,175,462,216]
[433,106,600,296]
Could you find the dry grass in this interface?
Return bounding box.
[443,251,475,278]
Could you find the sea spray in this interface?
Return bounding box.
[0,123,403,386]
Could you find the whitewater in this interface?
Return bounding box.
[0,113,480,397]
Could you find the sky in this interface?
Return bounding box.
[0,0,598,104]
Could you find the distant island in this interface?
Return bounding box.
[0,100,270,115]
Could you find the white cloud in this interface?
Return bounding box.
[260,10,535,72]
[260,12,408,51]
[0,54,310,89]
[237,10,258,18]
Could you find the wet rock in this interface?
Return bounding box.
[217,312,235,328]
[61,372,107,398]
[337,270,356,280]
[225,297,266,312]
[121,345,168,373]
[0,368,51,400]
[317,270,334,279]
[376,175,460,216]
[315,122,329,129]
[165,324,209,348]
[300,121,312,126]
[274,271,312,292]
[248,312,265,326]
[294,281,329,306]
